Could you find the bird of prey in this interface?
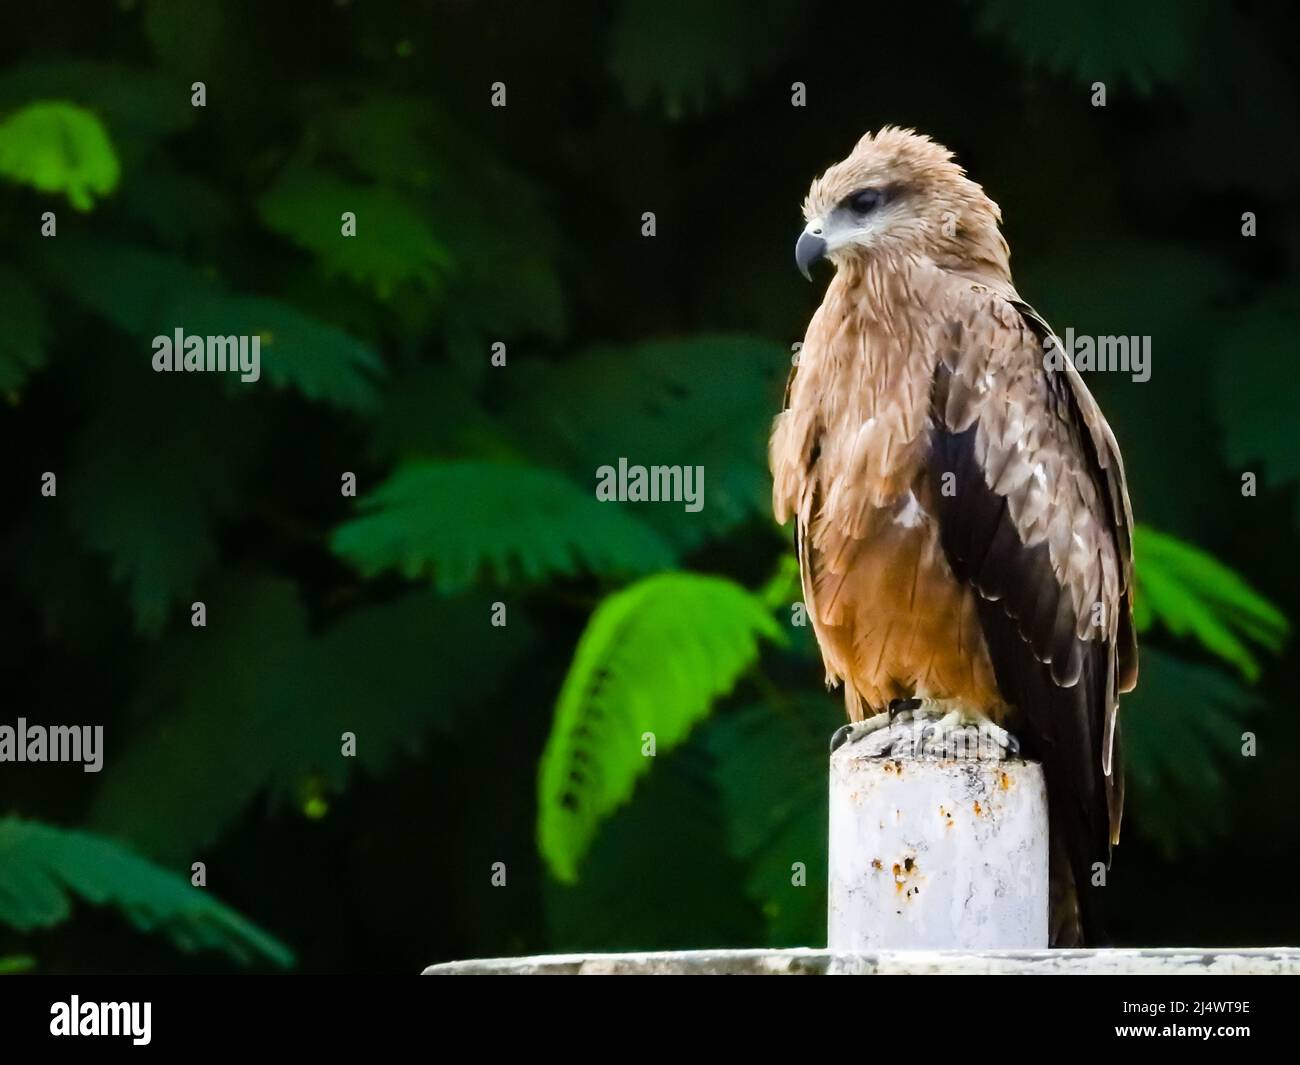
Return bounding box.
[770,127,1137,945]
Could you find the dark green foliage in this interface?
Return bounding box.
[89,578,534,860]
[0,817,292,967]
[608,0,808,117]
[543,748,764,951]
[0,262,47,391]
[973,0,1214,93]
[506,336,789,549]
[703,701,840,946]
[1,0,1298,971]
[1121,650,1260,856]
[259,167,453,298]
[40,236,384,412]
[333,461,676,591]
[64,373,260,633]
[1214,296,1300,525]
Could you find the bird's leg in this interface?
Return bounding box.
[831,698,1020,760]
[829,710,893,753]
[908,699,1020,760]
[827,698,923,754]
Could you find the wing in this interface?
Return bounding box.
[771,308,842,701]
[926,287,1137,941]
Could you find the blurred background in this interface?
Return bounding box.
[0,0,1297,974]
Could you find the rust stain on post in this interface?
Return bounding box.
[829,746,1049,950]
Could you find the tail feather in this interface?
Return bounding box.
[972,596,1115,946]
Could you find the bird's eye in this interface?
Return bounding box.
[848,188,883,214]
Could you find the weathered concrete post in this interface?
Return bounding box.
[828,726,1049,950]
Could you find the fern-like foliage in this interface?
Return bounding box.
[1121,649,1258,855]
[305,95,569,343]
[332,460,676,592]
[0,262,47,392]
[1214,296,1300,527]
[259,166,453,299]
[702,700,838,946]
[507,336,787,549]
[0,101,119,209]
[90,578,534,859]
[65,374,259,634]
[0,817,292,967]
[118,157,237,247]
[538,573,782,882]
[543,749,761,951]
[41,236,383,412]
[973,0,1210,93]
[0,61,192,151]
[1134,524,1287,681]
[608,0,806,118]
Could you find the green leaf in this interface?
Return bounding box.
[758,553,802,611]
[118,158,238,247]
[90,578,532,859]
[1134,524,1288,681]
[41,236,383,412]
[1214,298,1300,527]
[1122,649,1258,856]
[758,554,822,660]
[258,167,453,298]
[0,62,192,152]
[508,336,789,549]
[0,817,292,967]
[538,572,782,883]
[316,97,444,192]
[181,292,383,412]
[142,0,227,74]
[0,262,48,393]
[608,0,806,118]
[702,700,839,945]
[65,375,259,634]
[89,576,312,856]
[37,237,213,334]
[0,955,36,974]
[306,96,568,342]
[0,101,119,209]
[973,0,1212,94]
[332,460,676,592]
[544,749,762,951]
[306,592,535,781]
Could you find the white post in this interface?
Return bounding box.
[828,737,1049,950]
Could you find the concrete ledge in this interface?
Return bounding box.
[424,947,1300,975]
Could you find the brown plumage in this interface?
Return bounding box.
[770,127,1138,944]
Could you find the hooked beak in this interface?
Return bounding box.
[795,223,828,281]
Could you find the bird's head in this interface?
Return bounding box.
[796,126,1010,282]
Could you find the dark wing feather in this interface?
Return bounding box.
[928,292,1137,945]
[1011,299,1138,697]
